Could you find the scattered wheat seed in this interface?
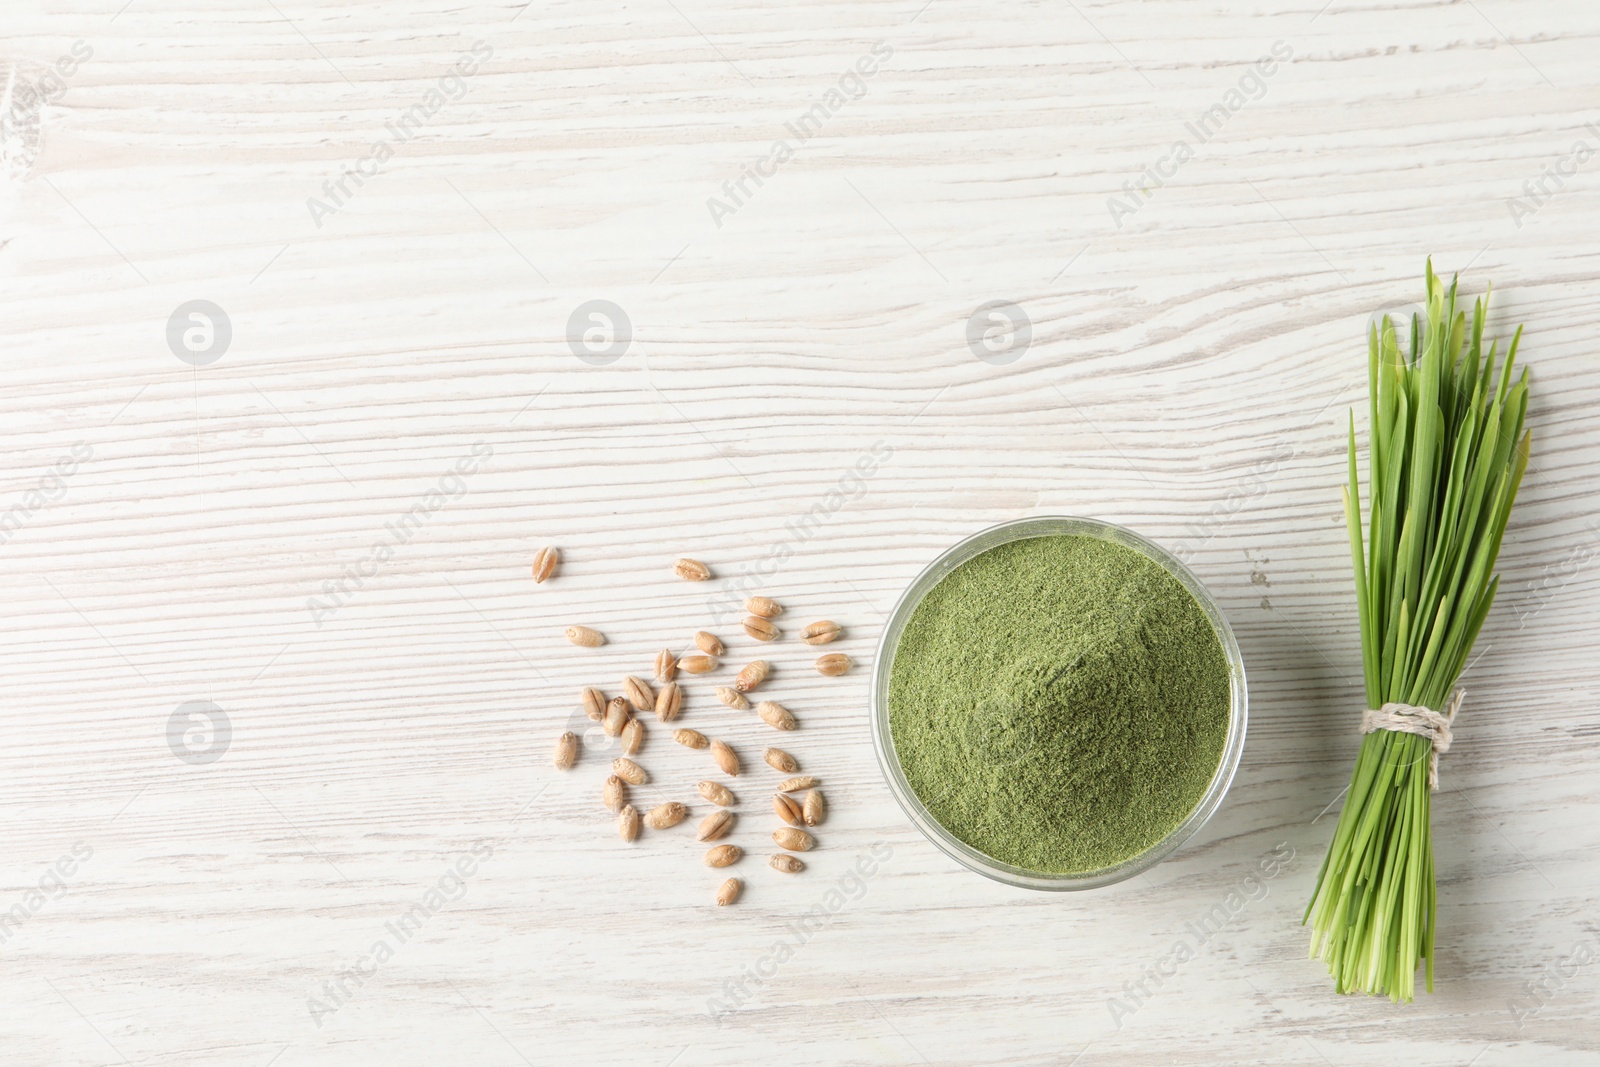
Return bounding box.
[802,789,826,827]
[745,595,783,618]
[734,660,769,693]
[618,804,640,842]
[674,558,711,581]
[621,718,644,756]
[646,802,689,830]
[711,740,740,776]
[622,675,654,713]
[603,697,630,737]
[757,701,796,731]
[704,844,742,867]
[679,655,718,674]
[655,681,683,722]
[743,616,779,642]
[532,546,560,583]
[565,625,604,647]
[773,827,814,852]
[773,793,805,827]
[698,810,735,842]
[655,648,678,682]
[698,780,734,806]
[815,653,852,676]
[803,620,842,645]
[612,757,647,786]
[603,774,627,813]
[553,731,579,769]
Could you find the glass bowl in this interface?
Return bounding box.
[869,516,1248,891]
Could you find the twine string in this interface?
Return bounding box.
[1359,689,1465,790]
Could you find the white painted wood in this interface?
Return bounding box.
[2,0,1598,1062]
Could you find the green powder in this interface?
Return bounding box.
[887,534,1232,874]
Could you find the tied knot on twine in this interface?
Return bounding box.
[1359,689,1465,790]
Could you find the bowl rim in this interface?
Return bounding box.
[869,515,1248,891]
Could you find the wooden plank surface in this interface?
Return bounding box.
[2,0,1598,1063]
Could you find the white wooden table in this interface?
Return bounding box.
[3,1,1597,1063]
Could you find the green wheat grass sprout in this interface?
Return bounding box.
[1304,260,1531,1002]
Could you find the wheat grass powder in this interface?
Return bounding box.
[887,533,1232,874]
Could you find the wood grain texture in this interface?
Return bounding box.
[2,0,1598,1063]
